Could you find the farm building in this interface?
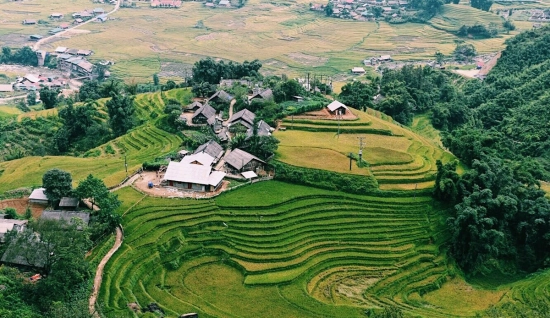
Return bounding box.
[351,67,366,74]
[185,101,203,112]
[248,88,273,103]
[55,46,67,53]
[162,162,225,192]
[219,79,251,87]
[58,197,79,210]
[379,55,392,62]
[40,211,90,228]
[180,152,215,167]
[22,19,37,25]
[30,34,43,41]
[49,28,63,35]
[223,148,266,173]
[194,140,224,163]
[192,103,216,124]
[0,219,27,243]
[97,14,108,22]
[29,188,48,205]
[229,108,255,133]
[0,84,13,92]
[151,0,182,7]
[218,0,231,6]
[50,13,64,19]
[93,8,105,15]
[326,100,349,115]
[208,90,233,104]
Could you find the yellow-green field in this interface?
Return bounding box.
[275,108,456,190]
[0,0,525,81]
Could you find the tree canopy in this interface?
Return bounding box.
[42,169,73,204]
[192,57,262,84]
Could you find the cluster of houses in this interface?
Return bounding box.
[54,47,99,78]
[182,87,274,141]
[204,0,232,8]
[0,188,90,268]
[363,54,392,66]
[151,0,182,7]
[311,0,409,20]
[529,9,550,21]
[162,140,267,192]
[10,73,69,91]
[23,7,109,41]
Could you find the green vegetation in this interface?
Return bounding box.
[99,181,455,317]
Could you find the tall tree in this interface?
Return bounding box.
[75,174,109,209]
[42,169,73,204]
[39,87,59,109]
[105,93,135,137]
[339,81,375,110]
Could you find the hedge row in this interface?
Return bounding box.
[284,125,394,135]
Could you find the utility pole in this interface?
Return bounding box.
[124,154,128,176]
[307,72,310,96]
[357,137,366,162]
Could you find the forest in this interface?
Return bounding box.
[369,27,550,276]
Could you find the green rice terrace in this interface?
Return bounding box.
[98,183,550,317]
[275,108,458,191]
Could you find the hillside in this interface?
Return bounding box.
[275,108,457,190]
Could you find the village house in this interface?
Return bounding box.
[40,211,90,228]
[184,101,203,112]
[162,162,225,192]
[180,152,215,166]
[29,188,48,205]
[228,108,255,133]
[29,34,43,41]
[256,120,274,137]
[191,103,216,125]
[58,197,79,210]
[151,0,182,7]
[223,148,266,174]
[22,19,37,25]
[351,67,366,74]
[248,88,273,103]
[327,100,349,115]
[208,90,233,105]
[97,14,108,22]
[50,13,64,19]
[193,140,224,164]
[0,218,27,243]
[93,8,105,15]
[379,54,392,62]
[219,79,251,88]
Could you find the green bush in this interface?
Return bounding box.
[142,160,169,171]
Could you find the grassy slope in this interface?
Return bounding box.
[275,108,456,190]
[0,89,190,192]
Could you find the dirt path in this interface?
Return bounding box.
[89,226,123,317]
[88,172,138,316]
[33,0,122,51]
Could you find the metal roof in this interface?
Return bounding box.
[163,162,225,186]
[0,219,28,234]
[29,188,48,201]
[241,171,257,179]
[180,153,215,167]
[224,148,265,170]
[59,197,79,207]
[327,100,348,112]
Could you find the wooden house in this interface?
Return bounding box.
[223,148,266,174]
[191,103,216,124]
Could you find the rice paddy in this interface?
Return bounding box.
[275,108,456,190]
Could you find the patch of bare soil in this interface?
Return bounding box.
[0,33,32,46]
[195,33,217,41]
[286,52,328,67]
[0,198,45,219]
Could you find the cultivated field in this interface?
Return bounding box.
[0,89,190,192]
[275,108,456,190]
[1,0,524,81]
[99,182,459,317]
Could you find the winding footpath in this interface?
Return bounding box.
[88,174,139,316]
[33,0,122,51]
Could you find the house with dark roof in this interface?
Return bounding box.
[248,88,273,103]
[58,197,79,210]
[185,101,203,112]
[192,103,216,125]
[223,148,266,174]
[256,120,273,137]
[229,109,255,133]
[194,140,224,163]
[22,19,37,25]
[208,90,233,105]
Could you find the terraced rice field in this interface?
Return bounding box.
[275,108,456,190]
[0,124,181,192]
[430,4,504,32]
[99,181,458,317]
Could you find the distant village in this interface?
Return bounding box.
[311,0,410,21]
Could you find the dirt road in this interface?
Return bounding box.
[34,0,122,51]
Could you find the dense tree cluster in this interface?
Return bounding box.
[0,46,38,66]
[457,24,498,39]
[470,0,493,11]
[191,57,262,84]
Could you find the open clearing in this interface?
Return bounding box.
[275,108,456,190]
[1,0,526,81]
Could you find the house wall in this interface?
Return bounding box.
[167,180,206,192]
